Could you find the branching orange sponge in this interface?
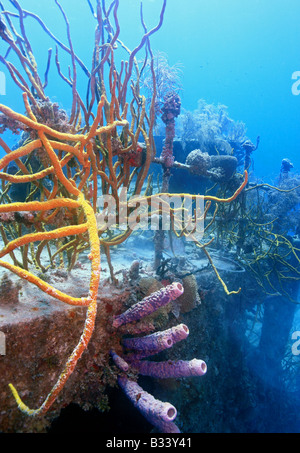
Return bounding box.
[0,96,102,415]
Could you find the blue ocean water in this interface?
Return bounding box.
[1,0,300,181]
[1,0,300,435]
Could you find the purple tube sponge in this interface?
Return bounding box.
[132,358,207,379]
[118,375,180,433]
[112,282,208,433]
[123,324,189,359]
[112,282,184,329]
[110,350,129,372]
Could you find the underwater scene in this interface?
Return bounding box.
[0,0,300,436]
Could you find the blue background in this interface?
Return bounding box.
[1,0,300,182]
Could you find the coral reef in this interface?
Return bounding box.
[111,284,207,433]
[0,0,251,434]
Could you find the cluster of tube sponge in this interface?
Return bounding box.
[111,282,207,433]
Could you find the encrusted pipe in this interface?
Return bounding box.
[118,376,180,433]
[112,282,184,328]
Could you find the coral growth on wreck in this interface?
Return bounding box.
[176,99,256,168]
[0,0,251,434]
[111,282,207,433]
